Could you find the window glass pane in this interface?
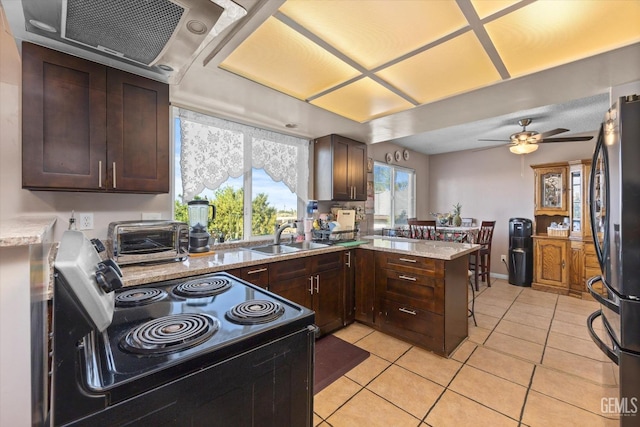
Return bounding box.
[373,162,416,230]
[374,163,392,229]
[251,168,297,237]
[394,169,411,226]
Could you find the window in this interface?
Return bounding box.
[373,162,416,230]
[173,107,309,241]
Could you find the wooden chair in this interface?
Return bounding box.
[408,219,436,240]
[469,221,496,291]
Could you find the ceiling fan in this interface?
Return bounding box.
[479,118,594,154]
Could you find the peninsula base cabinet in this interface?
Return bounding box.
[269,252,344,336]
[354,249,375,325]
[373,251,468,357]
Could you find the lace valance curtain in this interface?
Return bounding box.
[178,109,309,203]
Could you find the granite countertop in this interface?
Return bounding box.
[121,236,479,287]
[121,244,346,287]
[0,216,57,247]
[360,236,480,260]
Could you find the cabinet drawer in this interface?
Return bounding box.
[241,265,270,288]
[380,298,444,353]
[377,269,444,314]
[313,252,343,273]
[270,257,311,282]
[375,252,444,278]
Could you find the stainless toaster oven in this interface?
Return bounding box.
[108,220,189,265]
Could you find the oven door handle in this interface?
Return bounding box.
[586,275,620,314]
[587,310,619,365]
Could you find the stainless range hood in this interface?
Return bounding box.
[1,0,247,84]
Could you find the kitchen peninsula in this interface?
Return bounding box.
[120,237,478,357]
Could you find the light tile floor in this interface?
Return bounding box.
[314,278,620,427]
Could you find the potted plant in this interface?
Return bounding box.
[452,203,462,227]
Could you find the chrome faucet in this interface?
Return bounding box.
[274,221,296,244]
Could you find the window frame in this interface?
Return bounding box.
[373,161,416,230]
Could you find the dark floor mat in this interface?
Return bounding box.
[314,335,370,394]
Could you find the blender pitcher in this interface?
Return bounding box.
[187,200,215,253]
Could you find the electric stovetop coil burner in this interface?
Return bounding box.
[121,313,219,355]
[173,277,232,298]
[226,300,285,324]
[115,288,167,307]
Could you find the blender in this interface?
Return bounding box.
[187,200,215,253]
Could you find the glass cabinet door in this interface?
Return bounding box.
[571,169,582,233]
[534,166,568,215]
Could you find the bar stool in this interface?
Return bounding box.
[469,221,496,291]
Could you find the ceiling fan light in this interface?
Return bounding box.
[509,144,539,154]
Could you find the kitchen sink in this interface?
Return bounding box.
[246,241,329,256]
[283,241,329,250]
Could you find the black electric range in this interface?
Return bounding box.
[50,231,316,426]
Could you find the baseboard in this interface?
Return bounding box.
[491,273,508,280]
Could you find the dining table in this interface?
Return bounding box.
[380,225,479,243]
[433,225,480,244]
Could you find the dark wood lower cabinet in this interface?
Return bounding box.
[354,249,375,325]
[269,252,344,336]
[372,251,468,357]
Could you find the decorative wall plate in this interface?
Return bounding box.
[403,149,410,160]
[394,150,401,162]
[385,152,393,163]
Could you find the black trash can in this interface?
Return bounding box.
[508,218,533,287]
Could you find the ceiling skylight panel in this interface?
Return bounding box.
[279,0,469,70]
[484,0,640,78]
[469,0,521,20]
[219,17,360,100]
[310,77,414,123]
[376,31,501,105]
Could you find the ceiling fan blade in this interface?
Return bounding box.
[539,136,594,143]
[533,128,569,140]
[478,138,510,142]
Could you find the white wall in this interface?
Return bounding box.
[428,140,597,276]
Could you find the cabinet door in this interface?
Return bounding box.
[569,240,585,297]
[344,250,355,324]
[269,275,313,310]
[355,249,375,324]
[22,43,107,190]
[349,141,367,201]
[331,136,351,200]
[534,238,568,289]
[534,166,568,215]
[106,69,169,193]
[313,267,343,335]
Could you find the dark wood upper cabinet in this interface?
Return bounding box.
[314,134,367,201]
[22,43,169,193]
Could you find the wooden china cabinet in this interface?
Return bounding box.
[531,160,596,298]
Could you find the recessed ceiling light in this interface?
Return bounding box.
[29,19,57,33]
[157,64,174,72]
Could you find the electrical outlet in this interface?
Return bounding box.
[78,213,93,230]
[501,254,507,263]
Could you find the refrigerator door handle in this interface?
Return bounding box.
[587,310,619,364]
[586,275,620,314]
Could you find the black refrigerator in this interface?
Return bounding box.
[508,218,532,287]
[587,94,640,426]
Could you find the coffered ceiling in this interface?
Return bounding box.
[171,0,640,154]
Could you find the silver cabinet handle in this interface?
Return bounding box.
[314,275,320,293]
[345,251,351,267]
[98,160,102,188]
[112,162,117,188]
[399,307,417,315]
[308,276,314,295]
[399,275,416,281]
[246,268,267,275]
[398,258,417,263]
